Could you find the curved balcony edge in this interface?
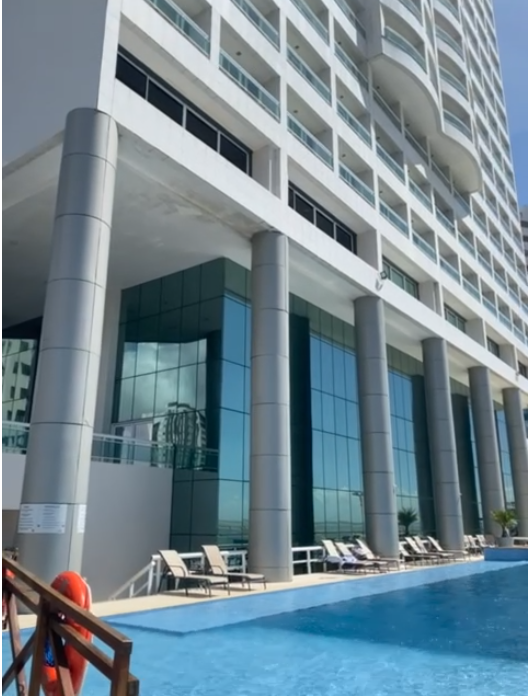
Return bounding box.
[435,115,482,192]
[372,38,442,136]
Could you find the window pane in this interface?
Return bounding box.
[116,55,147,97]
[323,432,337,488]
[220,135,248,173]
[132,374,156,420]
[117,379,134,422]
[320,341,334,393]
[316,211,334,237]
[185,110,218,150]
[310,337,322,391]
[334,397,347,437]
[139,280,161,318]
[161,273,183,312]
[312,431,324,488]
[147,81,183,124]
[178,365,198,410]
[336,226,353,251]
[311,390,322,431]
[221,361,245,412]
[219,409,244,480]
[223,298,246,365]
[333,346,346,398]
[336,435,349,490]
[218,481,244,541]
[295,194,314,223]
[321,393,335,433]
[154,369,179,415]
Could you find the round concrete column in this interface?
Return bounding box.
[469,366,505,535]
[248,230,292,582]
[503,387,528,536]
[354,296,399,559]
[422,338,464,550]
[17,109,118,581]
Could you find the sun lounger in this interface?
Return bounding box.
[464,535,481,555]
[413,536,452,561]
[404,537,441,564]
[335,542,386,573]
[321,540,368,573]
[354,539,400,569]
[202,545,266,590]
[158,549,230,596]
[426,536,466,560]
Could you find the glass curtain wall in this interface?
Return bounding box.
[495,409,514,509]
[113,260,252,551]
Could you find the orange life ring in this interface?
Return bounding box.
[42,571,92,696]
[2,569,14,626]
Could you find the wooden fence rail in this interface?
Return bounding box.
[2,554,140,696]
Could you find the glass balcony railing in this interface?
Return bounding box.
[334,0,366,38]
[287,113,334,168]
[1,421,219,470]
[436,208,456,235]
[462,277,480,301]
[494,273,508,292]
[376,143,405,182]
[146,0,210,55]
[412,232,437,261]
[436,0,460,21]
[405,129,428,162]
[439,67,468,98]
[478,253,492,276]
[287,47,331,103]
[435,27,464,58]
[380,201,409,236]
[431,160,451,189]
[490,236,502,252]
[339,163,375,206]
[2,422,29,453]
[291,0,329,43]
[473,214,487,234]
[400,0,422,22]
[440,258,461,283]
[409,179,432,210]
[458,235,476,257]
[443,110,473,141]
[482,296,497,316]
[337,102,372,146]
[454,191,471,216]
[231,0,280,47]
[373,91,401,130]
[508,287,520,306]
[334,45,368,90]
[219,51,280,120]
[514,326,525,343]
[384,27,427,72]
[498,311,512,331]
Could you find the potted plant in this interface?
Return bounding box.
[491,509,517,547]
[398,507,418,537]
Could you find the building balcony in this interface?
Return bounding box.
[434,0,461,29]
[412,230,437,262]
[370,22,441,138]
[230,0,280,48]
[290,0,329,44]
[433,108,482,193]
[380,200,409,237]
[219,50,280,120]
[146,0,211,56]
[337,102,372,147]
[339,162,376,207]
[287,45,332,104]
[288,113,334,168]
[334,0,367,40]
[435,26,465,64]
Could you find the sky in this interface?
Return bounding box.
[494,0,528,206]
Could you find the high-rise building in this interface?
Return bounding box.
[3,0,528,589]
[522,207,528,266]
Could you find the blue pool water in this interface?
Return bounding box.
[4,564,528,695]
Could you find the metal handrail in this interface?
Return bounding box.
[109,545,326,600]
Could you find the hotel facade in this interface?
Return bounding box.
[3,0,528,593]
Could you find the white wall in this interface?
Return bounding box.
[3,0,120,165]
[82,461,172,600]
[2,457,172,601]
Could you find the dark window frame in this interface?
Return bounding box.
[382,258,419,299]
[116,47,252,175]
[288,183,357,255]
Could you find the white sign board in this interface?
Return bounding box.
[17,504,68,534]
[76,504,87,534]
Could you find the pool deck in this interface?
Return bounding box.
[9,559,487,631]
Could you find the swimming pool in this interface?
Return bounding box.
[4,563,528,695]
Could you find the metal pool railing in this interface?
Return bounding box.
[109,546,325,600]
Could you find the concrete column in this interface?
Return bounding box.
[469,366,505,535]
[248,230,292,582]
[17,109,118,581]
[503,387,528,536]
[422,338,464,550]
[354,296,399,559]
